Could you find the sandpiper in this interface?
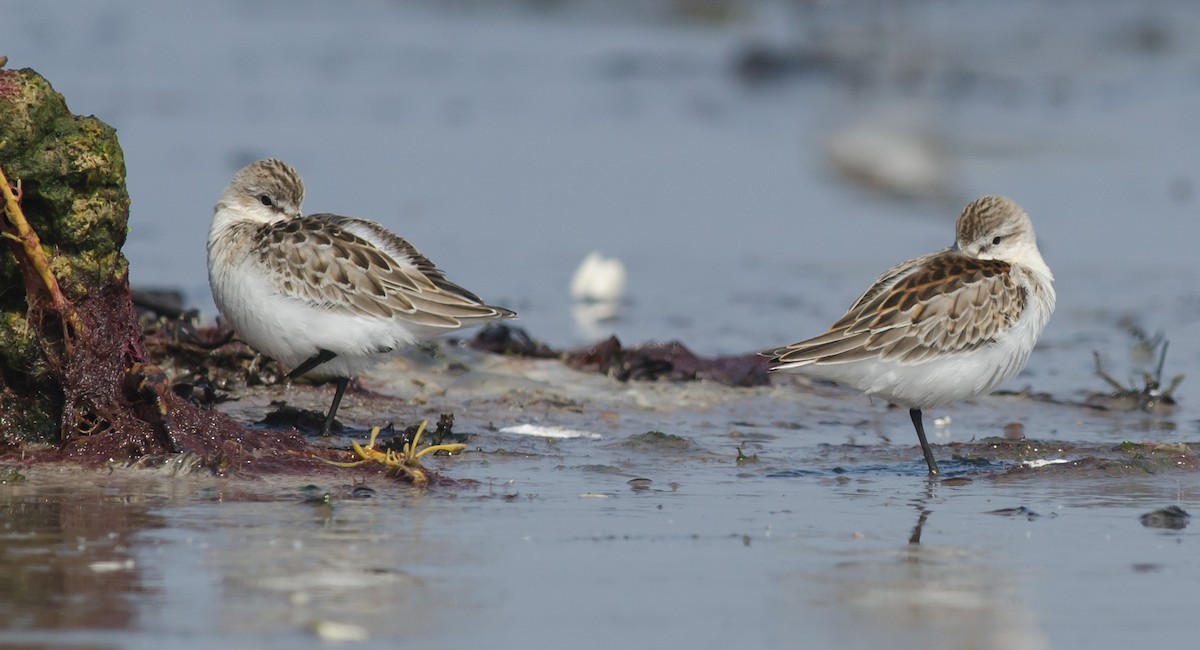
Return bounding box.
[207,159,515,435]
[761,196,1055,475]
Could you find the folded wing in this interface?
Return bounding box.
[252,214,514,328]
[763,252,1026,367]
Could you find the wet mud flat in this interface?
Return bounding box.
[2,341,1197,649]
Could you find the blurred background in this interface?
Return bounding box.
[4,0,1200,389]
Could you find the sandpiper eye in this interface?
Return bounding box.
[259,195,274,207]
[992,236,1002,246]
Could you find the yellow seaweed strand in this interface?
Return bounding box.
[318,420,465,473]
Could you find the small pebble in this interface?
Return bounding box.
[88,559,135,573]
[1140,505,1190,530]
[299,485,331,503]
[1003,422,1025,440]
[627,478,652,492]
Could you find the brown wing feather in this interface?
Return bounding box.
[765,253,1026,366]
[252,215,513,326]
[829,250,944,329]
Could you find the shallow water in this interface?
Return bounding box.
[3,0,1200,647]
[3,351,1198,649]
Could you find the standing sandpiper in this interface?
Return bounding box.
[760,196,1055,475]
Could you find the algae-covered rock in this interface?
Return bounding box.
[0,69,129,284]
[0,67,130,444]
[0,66,271,462]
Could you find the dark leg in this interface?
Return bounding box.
[287,350,345,435]
[288,349,338,380]
[909,408,940,476]
[321,376,350,436]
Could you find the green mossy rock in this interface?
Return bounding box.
[0,67,130,444]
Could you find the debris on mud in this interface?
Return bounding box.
[994,330,1184,418]
[141,314,287,398]
[735,446,760,466]
[403,413,462,448]
[1088,338,1184,414]
[986,506,1043,520]
[563,336,770,387]
[259,401,342,435]
[468,324,772,387]
[609,430,700,453]
[467,323,558,358]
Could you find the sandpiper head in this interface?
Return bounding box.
[954,195,1041,264]
[215,159,305,224]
